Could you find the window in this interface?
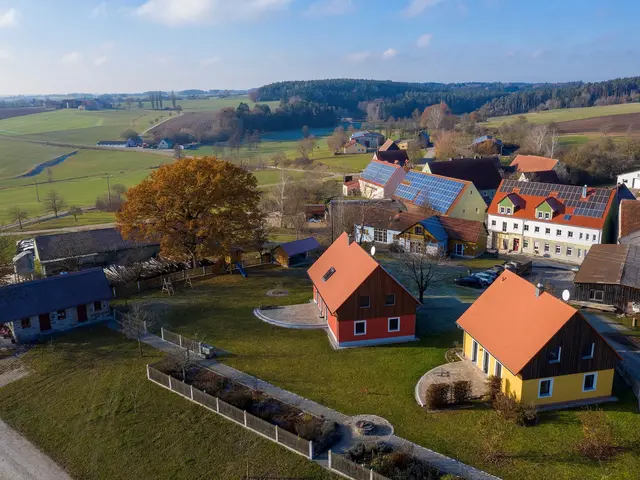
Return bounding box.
[506,207,512,215]
[20,318,31,329]
[374,228,387,242]
[93,301,102,311]
[322,267,336,282]
[579,232,583,240]
[544,243,550,253]
[388,317,400,332]
[544,212,550,220]
[589,290,604,302]
[534,241,540,250]
[491,220,496,226]
[582,342,595,360]
[548,346,562,364]
[471,340,478,362]
[494,361,503,379]
[476,208,479,214]
[537,211,543,219]
[556,229,562,236]
[524,224,529,232]
[523,240,529,248]
[502,222,507,233]
[578,249,582,258]
[583,373,597,392]
[555,245,561,254]
[568,231,574,238]
[385,294,396,306]
[354,320,366,336]
[500,206,505,214]
[534,226,540,233]
[415,226,423,235]
[545,228,551,234]
[56,309,66,320]
[566,246,573,256]
[585,234,590,241]
[538,378,553,398]
[359,296,370,308]
[513,223,519,230]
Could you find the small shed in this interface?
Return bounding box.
[304,204,326,222]
[272,238,321,267]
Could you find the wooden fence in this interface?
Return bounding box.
[160,328,204,356]
[146,365,312,459]
[328,451,389,480]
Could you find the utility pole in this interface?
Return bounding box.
[35,178,40,202]
[104,174,112,208]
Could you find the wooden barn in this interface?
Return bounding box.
[573,244,640,312]
[272,238,321,267]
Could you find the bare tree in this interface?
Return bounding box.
[270,151,288,167]
[166,332,203,381]
[421,102,450,131]
[600,121,613,136]
[525,124,550,155]
[273,169,289,217]
[117,303,156,357]
[546,129,559,159]
[406,140,424,168]
[298,137,316,159]
[288,212,308,240]
[43,190,67,218]
[394,248,449,303]
[327,126,348,152]
[111,184,127,201]
[8,206,28,230]
[68,206,83,222]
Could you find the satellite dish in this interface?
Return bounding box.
[562,290,571,302]
[370,246,376,257]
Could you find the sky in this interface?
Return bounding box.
[0,0,639,95]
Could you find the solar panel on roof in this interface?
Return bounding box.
[395,171,465,212]
[361,161,397,186]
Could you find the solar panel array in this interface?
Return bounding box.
[361,161,397,186]
[499,180,612,219]
[395,171,465,213]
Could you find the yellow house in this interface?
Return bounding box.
[342,140,367,154]
[456,270,620,408]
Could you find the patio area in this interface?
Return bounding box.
[415,359,488,407]
[253,302,328,330]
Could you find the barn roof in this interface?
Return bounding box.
[277,237,321,257]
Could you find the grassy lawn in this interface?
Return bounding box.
[0,138,73,180]
[17,211,116,231]
[0,327,333,480]
[176,96,280,113]
[484,103,640,127]
[114,267,640,480]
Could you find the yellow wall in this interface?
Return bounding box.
[521,369,615,405]
[449,187,487,222]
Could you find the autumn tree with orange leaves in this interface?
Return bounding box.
[116,157,263,267]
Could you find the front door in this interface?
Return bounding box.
[455,244,464,256]
[39,314,51,332]
[77,305,88,323]
[482,350,490,375]
[513,238,520,251]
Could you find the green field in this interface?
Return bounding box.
[16,211,116,231]
[177,96,280,113]
[0,327,333,480]
[0,138,73,179]
[484,103,640,128]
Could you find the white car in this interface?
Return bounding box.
[472,273,495,286]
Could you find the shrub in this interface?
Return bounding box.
[452,380,471,404]
[425,383,450,410]
[576,408,619,460]
[190,368,227,395]
[493,392,539,426]
[309,420,341,453]
[486,375,502,402]
[219,385,253,411]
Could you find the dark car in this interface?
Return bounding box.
[454,276,484,289]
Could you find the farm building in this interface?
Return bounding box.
[510,154,558,173]
[271,237,321,267]
[457,270,620,408]
[342,140,367,154]
[343,175,360,196]
[471,135,503,154]
[350,131,385,149]
[304,204,326,222]
[354,208,424,245]
[359,159,407,200]
[157,138,175,149]
[518,170,561,184]
[573,244,640,312]
[1,269,113,343]
[379,139,400,151]
[31,228,160,277]
[617,169,640,190]
[373,149,409,167]
[398,132,429,149]
[96,140,128,147]
[308,232,419,348]
[618,199,640,244]
[392,171,487,222]
[421,157,502,204]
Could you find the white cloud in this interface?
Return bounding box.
[0,8,17,27]
[346,51,370,63]
[382,48,397,60]
[303,0,352,17]
[100,41,116,51]
[89,2,108,19]
[62,52,83,64]
[201,56,221,66]
[403,0,443,16]
[531,49,543,59]
[416,33,433,48]
[135,0,293,26]
[0,47,11,60]
[94,56,108,67]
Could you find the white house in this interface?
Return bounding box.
[617,170,640,189]
[350,131,385,149]
[358,159,407,200]
[157,138,175,149]
[0,269,113,343]
[342,140,367,154]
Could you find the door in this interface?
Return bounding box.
[455,244,464,256]
[513,238,520,251]
[482,350,490,375]
[77,305,88,323]
[471,340,478,363]
[39,314,51,332]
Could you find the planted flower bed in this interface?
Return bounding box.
[154,359,341,453]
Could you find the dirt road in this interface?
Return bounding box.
[0,420,72,480]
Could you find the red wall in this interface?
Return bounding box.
[335,314,416,343]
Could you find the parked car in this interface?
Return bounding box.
[472,272,495,286]
[455,276,484,289]
[483,270,499,279]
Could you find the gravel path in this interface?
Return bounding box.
[0,420,72,480]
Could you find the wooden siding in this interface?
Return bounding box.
[574,282,640,311]
[336,266,417,321]
[520,313,619,380]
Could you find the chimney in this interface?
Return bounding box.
[535,283,544,297]
[348,233,354,244]
[582,185,588,199]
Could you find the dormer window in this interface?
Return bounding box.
[506,207,512,215]
[548,346,562,364]
[544,212,550,220]
[500,206,505,214]
[322,267,336,282]
[537,211,543,219]
[415,226,423,235]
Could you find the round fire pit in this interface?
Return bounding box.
[354,420,375,435]
[266,289,289,297]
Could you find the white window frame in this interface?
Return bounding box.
[455,243,464,256]
[538,378,554,398]
[482,350,490,375]
[523,239,529,248]
[582,342,595,360]
[500,206,505,214]
[556,229,562,236]
[544,212,550,220]
[566,246,573,256]
[555,245,561,254]
[589,289,604,302]
[415,226,423,235]
[545,228,551,234]
[354,320,367,336]
[506,207,512,215]
[537,211,543,219]
[513,223,518,230]
[491,220,496,226]
[582,372,598,392]
[549,346,562,364]
[568,231,573,238]
[579,232,583,240]
[524,224,529,231]
[544,243,550,253]
[388,317,400,333]
[494,361,503,379]
[471,339,478,363]
[534,226,540,233]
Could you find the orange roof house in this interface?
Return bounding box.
[618,199,640,243]
[308,232,419,348]
[456,270,620,408]
[510,154,559,173]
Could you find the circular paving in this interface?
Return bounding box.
[347,414,394,441]
[266,289,289,297]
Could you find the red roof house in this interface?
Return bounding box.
[307,232,419,348]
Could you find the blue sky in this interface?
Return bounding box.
[0,0,639,95]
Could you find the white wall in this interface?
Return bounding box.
[354,225,399,244]
[359,180,385,199]
[617,171,640,189]
[487,214,602,246]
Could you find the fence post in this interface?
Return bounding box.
[243,410,247,426]
[198,341,202,356]
[168,375,172,390]
[308,440,313,460]
[179,335,183,347]
[143,321,147,333]
[190,385,194,400]
[202,266,205,274]
[216,397,219,413]
[275,425,279,442]
[146,364,150,380]
[328,450,331,469]
[370,469,374,480]
[161,327,165,341]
